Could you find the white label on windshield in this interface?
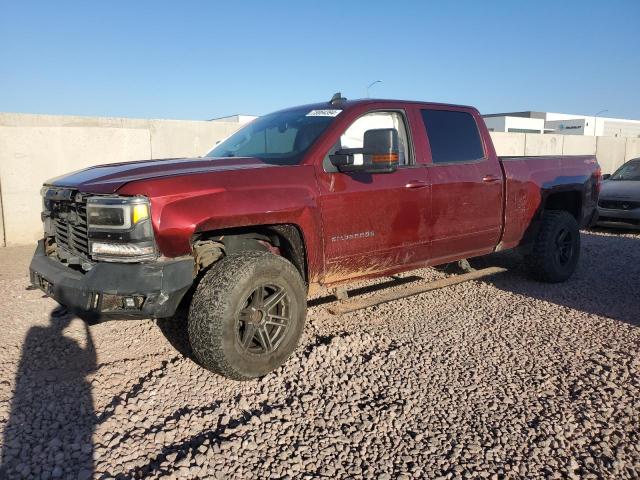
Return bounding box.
[306,109,342,117]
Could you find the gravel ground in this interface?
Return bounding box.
[0,229,639,480]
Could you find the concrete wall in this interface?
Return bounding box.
[0,179,4,248]
[490,132,525,156]
[0,113,240,246]
[625,138,640,161]
[524,134,564,156]
[490,132,636,176]
[595,137,627,175]
[1,112,639,247]
[561,136,596,155]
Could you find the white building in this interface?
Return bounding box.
[483,115,547,134]
[483,111,640,137]
[209,114,257,125]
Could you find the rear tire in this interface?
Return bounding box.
[188,251,306,380]
[526,211,580,283]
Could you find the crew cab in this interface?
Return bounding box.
[30,95,601,380]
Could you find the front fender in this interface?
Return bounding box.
[117,165,324,280]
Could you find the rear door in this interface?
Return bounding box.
[314,107,431,284]
[417,107,504,262]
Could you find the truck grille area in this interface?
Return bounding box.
[50,199,90,257]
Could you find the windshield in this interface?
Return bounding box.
[204,107,340,165]
[610,161,640,181]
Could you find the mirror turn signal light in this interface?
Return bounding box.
[372,153,399,163]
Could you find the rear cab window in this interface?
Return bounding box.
[420,109,485,164]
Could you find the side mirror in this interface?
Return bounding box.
[602,173,611,180]
[329,128,400,174]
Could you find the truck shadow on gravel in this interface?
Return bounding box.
[156,230,639,373]
[156,274,423,365]
[157,312,196,361]
[0,306,96,479]
[473,230,640,327]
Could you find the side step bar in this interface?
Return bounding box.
[326,266,507,315]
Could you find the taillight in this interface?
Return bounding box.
[595,166,602,194]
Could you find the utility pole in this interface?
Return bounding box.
[366,80,382,98]
[593,109,608,137]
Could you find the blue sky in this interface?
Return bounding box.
[1,0,639,120]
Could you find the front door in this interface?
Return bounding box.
[315,110,430,284]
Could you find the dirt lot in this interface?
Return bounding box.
[0,230,639,480]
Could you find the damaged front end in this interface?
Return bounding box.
[29,187,194,320]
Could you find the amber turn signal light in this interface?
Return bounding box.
[372,153,399,163]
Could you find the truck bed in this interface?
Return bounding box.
[498,155,600,250]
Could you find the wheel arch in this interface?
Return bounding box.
[515,187,584,254]
[543,189,582,220]
[191,223,309,285]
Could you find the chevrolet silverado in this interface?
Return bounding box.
[30,95,601,379]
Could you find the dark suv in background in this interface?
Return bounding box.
[597,158,640,228]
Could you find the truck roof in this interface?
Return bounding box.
[274,98,477,114]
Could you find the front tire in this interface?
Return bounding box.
[526,211,580,283]
[188,251,306,380]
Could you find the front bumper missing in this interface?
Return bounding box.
[29,240,195,319]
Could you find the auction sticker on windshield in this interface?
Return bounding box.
[306,109,342,117]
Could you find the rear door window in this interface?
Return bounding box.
[420,109,485,164]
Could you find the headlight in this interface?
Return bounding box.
[87,198,149,230]
[86,196,156,262]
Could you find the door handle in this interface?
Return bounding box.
[405,180,428,189]
[482,175,500,183]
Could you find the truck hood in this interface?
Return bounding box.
[600,180,640,200]
[45,157,275,194]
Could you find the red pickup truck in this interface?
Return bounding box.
[30,96,600,379]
